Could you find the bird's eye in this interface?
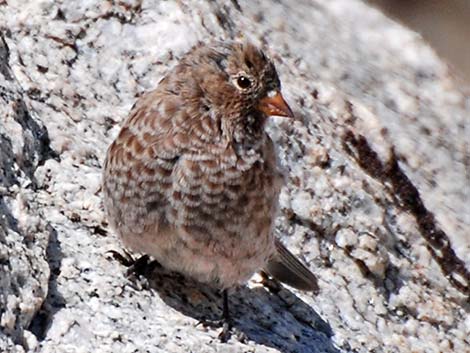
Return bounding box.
[236,76,252,90]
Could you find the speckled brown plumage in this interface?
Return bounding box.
[102,41,318,293]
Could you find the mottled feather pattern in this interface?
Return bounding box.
[103,41,318,291]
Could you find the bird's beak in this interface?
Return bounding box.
[257,91,294,118]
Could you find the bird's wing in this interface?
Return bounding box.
[264,238,319,293]
[102,90,184,231]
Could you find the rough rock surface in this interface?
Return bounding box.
[0,1,468,352]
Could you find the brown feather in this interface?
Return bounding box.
[265,238,319,293]
[102,41,318,292]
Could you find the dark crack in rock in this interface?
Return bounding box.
[0,1,468,352]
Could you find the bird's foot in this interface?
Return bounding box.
[125,254,151,277]
[219,319,233,343]
[124,255,155,290]
[196,317,234,343]
[108,250,160,276]
[107,249,135,267]
[108,251,161,289]
[195,289,240,342]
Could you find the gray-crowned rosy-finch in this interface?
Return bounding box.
[102,41,318,336]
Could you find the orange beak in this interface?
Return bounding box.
[257,91,294,118]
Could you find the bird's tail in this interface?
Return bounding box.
[264,238,319,293]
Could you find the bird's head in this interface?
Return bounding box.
[182,41,294,123]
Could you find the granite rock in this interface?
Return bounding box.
[0,1,468,352]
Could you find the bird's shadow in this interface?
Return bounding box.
[131,260,340,353]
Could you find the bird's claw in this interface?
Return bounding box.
[196,318,234,342]
[218,319,233,343]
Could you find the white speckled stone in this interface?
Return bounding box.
[1,0,468,352]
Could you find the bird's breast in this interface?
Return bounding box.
[166,144,280,250]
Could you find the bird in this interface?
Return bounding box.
[102,41,318,340]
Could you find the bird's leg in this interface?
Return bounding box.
[223,289,230,321]
[196,289,233,342]
[218,289,233,342]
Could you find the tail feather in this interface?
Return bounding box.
[264,238,319,293]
